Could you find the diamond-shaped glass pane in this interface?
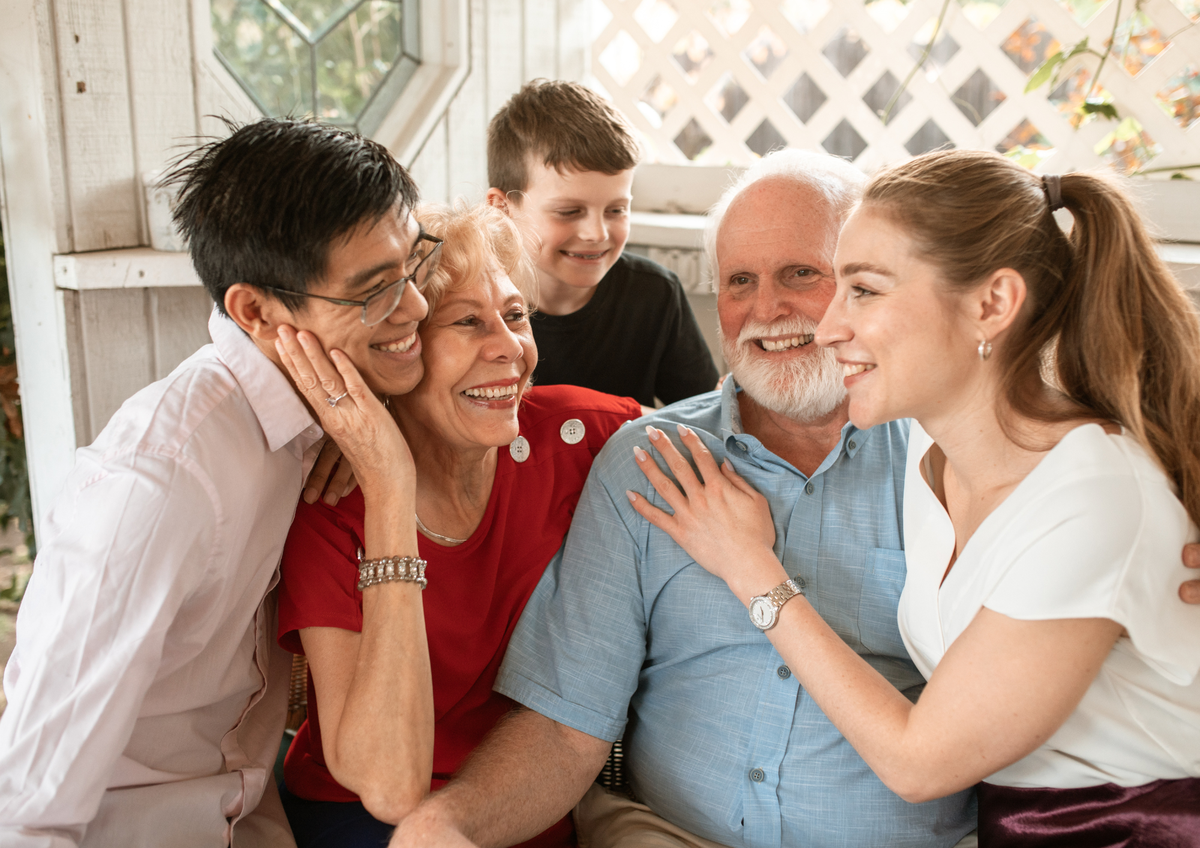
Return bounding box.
[706,73,750,123]
[1049,67,1114,128]
[996,119,1055,168]
[823,28,868,77]
[908,18,959,81]
[743,26,789,79]
[315,2,404,124]
[865,0,912,32]
[1002,17,1061,75]
[590,0,614,39]
[212,0,314,116]
[905,119,952,155]
[1167,0,1200,21]
[634,0,678,43]
[1111,10,1169,76]
[822,119,868,160]
[953,68,1006,125]
[1057,0,1108,26]
[673,31,715,83]
[781,0,831,33]
[746,118,787,156]
[272,0,336,33]
[638,75,679,127]
[600,30,643,86]
[1156,65,1200,130]
[956,0,1009,29]
[707,0,753,36]
[1094,116,1161,174]
[783,73,827,123]
[863,70,912,120]
[675,117,713,160]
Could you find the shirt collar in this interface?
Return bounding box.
[209,308,320,453]
[717,376,868,476]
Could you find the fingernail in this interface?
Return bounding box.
[298,333,312,349]
[677,423,692,437]
[633,445,647,461]
[302,488,317,504]
[644,425,660,441]
[324,490,338,505]
[626,490,638,503]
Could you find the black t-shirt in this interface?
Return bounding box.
[531,252,720,407]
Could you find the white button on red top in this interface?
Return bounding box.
[509,435,531,462]
[560,419,585,445]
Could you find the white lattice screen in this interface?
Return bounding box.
[589,0,1200,175]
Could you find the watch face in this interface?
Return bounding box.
[749,597,774,629]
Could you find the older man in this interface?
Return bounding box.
[389,150,972,848]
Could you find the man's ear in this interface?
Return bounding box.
[974,268,1027,339]
[225,283,287,343]
[485,188,512,215]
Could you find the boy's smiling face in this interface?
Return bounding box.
[497,160,634,314]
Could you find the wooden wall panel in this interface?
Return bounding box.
[446,0,489,203]
[123,0,198,244]
[53,0,140,251]
[486,0,525,124]
[34,0,72,254]
[524,0,559,80]
[557,0,588,83]
[149,288,214,381]
[410,115,450,203]
[75,288,153,442]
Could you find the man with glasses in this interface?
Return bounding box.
[0,118,433,848]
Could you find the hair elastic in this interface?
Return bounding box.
[1042,175,1064,212]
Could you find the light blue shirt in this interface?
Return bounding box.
[496,381,976,848]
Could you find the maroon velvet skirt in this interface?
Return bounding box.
[977,778,1200,847]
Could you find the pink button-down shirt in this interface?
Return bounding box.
[0,311,322,848]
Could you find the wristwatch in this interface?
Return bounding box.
[748,578,805,631]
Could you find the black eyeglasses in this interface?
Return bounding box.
[260,233,444,327]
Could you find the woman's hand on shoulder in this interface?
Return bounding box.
[1182,543,1200,604]
[303,438,359,506]
[276,325,414,499]
[628,424,781,598]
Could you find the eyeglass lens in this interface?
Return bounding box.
[361,239,443,326]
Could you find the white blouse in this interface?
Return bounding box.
[898,421,1200,789]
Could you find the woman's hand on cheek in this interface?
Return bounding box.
[276,324,414,498]
[628,425,777,593]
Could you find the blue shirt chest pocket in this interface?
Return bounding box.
[857,547,909,657]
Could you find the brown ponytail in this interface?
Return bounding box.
[863,149,1200,526]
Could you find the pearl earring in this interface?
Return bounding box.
[977,339,993,361]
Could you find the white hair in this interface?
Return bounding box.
[703,149,865,291]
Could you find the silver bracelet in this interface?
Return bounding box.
[356,549,428,591]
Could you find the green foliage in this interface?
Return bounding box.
[0,228,35,570]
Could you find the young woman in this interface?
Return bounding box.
[628,149,1200,845]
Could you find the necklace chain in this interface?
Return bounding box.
[415,512,469,545]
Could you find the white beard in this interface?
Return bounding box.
[721,316,846,422]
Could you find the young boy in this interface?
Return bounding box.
[485,79,719,408]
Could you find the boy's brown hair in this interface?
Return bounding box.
[488,79,641,195]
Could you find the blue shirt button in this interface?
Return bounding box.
[804,481,815,495]
[777,665,791,679]
[848,439,857,451]
[749,767,765,783]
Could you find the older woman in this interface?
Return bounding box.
[272,202,642,848]
[630,150,1200,845]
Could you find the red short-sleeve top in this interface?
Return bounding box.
[277,385,641,846]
